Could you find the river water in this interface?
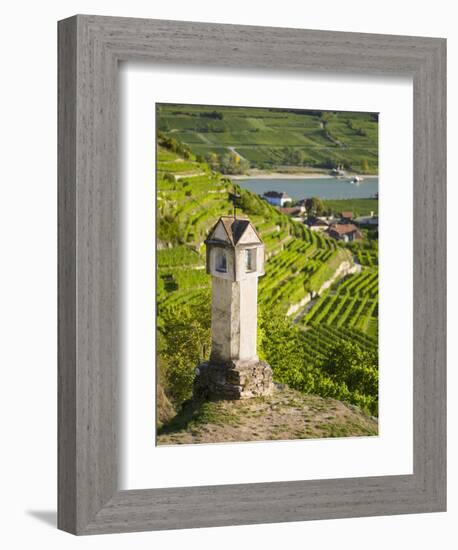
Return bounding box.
[237,176,378,200]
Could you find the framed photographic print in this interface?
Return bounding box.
[58,15,446,535]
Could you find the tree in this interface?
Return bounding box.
[205,152,219,171]
[160,300,211,406]
[218,152,249,175]
[305,197,326,216]
[158,119,170,132]
[291,149,305,165]
[239,158,250,174]
[238,190,266,216]
[259,311,311,391]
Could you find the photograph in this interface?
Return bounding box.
[156,103,379,445]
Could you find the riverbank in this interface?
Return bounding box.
[232,172,332,180]
[231,169,378,180]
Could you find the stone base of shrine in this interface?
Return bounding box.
[193,358,274,401]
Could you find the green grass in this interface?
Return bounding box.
[157,245,203,267]
[157,160,204,173]
[157,400,242,436]
[322,198,378,216]
[318,420,378,438]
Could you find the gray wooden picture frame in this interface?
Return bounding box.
[58,14,446,535]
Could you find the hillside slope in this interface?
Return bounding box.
[157,141,354,316]
[156,138,379,423]
[157,104,378,173]
[157,386,377,445]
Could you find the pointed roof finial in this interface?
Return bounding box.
[228,188,241,220]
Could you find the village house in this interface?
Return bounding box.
[354,213,379,227]
[262,190,292,207]
[327,223,362,242]
[340,211,354,222]
[278,205,306,220]
[304,216,330,231]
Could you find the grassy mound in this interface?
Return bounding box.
[157,386,377,445]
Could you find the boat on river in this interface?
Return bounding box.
[349,175,364,184]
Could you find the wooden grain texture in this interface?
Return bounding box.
[57,14,446,535]
[57,16,77,533]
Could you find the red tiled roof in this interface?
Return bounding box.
[328,223,361,236]
[306,217,328,226]
[341,211,354,219]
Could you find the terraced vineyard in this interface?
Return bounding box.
[157,143,348,318]
[157,140,378,335]
[156,136,379,419]
[157,104,379,173]
[259,245,350,312]
[355,249,378,267]
[300,266,379,339]
[301,325,377,365]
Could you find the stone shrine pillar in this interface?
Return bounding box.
[194,216,274,400]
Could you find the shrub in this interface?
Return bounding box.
[159,301,211,406]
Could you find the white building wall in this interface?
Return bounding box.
[264,196,281,206]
